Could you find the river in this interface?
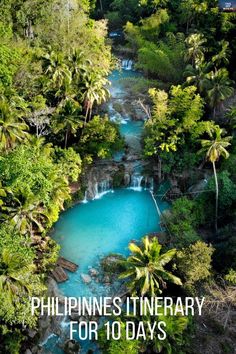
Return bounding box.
[42,60,168,354]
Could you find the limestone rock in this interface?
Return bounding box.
[64,339,81,354]
[89,268,99,277]
[81,274,92,284]
[25,350,32,354]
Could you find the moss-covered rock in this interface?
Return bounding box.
[100,254,126,274]
[112,165,125,187]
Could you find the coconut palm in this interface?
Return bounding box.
[0,187,54,235]
[42,51,72,98]
[199,127,232,231]
[119,236,182,296]
[185,33,207,65]
[69,49,91,81]
[81,71,110,122]
[53,98,83,147]
[212,40,231,67]
[0,99,29,152]
[184,61,211,94]
[207,68,234,117]
[49,174,71,211]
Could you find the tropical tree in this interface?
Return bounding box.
[53,98,82,148]
[184,61,211,94]
[142,304,189,354]
[49,174,71,211]
[0,248,36,297]
[69,49,91,82]
[199,127,232,231]
[212,40,231,67]
[1,191,51,235]
[0,99,29,151]
[119,236,182,296]
[185,33,207,65]
[0,227,45,327]
[42,51,72,98]
[206,68,234,117]
[80,71,110,122]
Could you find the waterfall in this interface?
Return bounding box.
[149,177,154,191]
[108,102,127,124]
[94,180,113,199]
[130,174,143,191]
[121,59,133,71]
[82,190,88,204]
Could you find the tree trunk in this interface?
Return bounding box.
[212,161,218,232]
[84,103,90,124]
[213,106,216,119]
[99,0,103,12]
[65,128,69,148]
[157,156,162,182]
[89,102,94,122]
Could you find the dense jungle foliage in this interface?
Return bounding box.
[0,0,235,353]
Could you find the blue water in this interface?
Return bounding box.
[108,69,142,82]
[53,189,168,297]
[43,66,167,354]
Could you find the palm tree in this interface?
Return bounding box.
[207,68,234,118]
[0,99,29,152]
[0,248,35,298]
[53,98,83,147]
[119,236,182,296]
[212,40,231,67]
[1,193,50,236]
[184,61,211,94]
[42,51,72,98]
[185,33,206,65]
[69,49,91,81]
[199,127,232,231]
[49,175,71,211]
[81,71,110,122]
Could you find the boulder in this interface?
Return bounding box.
[81,274,92,284]
[103,275,110,284]
[25,350,32,354]
[64,339,81,354]
[89,268,99,277]
[27,329,37,339]
[100,254,125,274]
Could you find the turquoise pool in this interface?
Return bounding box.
[53,188,168,297]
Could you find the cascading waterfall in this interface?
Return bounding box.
[121,59,133,71]
[82,190,88,204]
[94,180,113,199]
[130,174,144,191]
[130,174,155,192]
[108,102,128,124]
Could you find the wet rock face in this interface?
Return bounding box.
[82,159,151,200]
[64,339,81,354]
